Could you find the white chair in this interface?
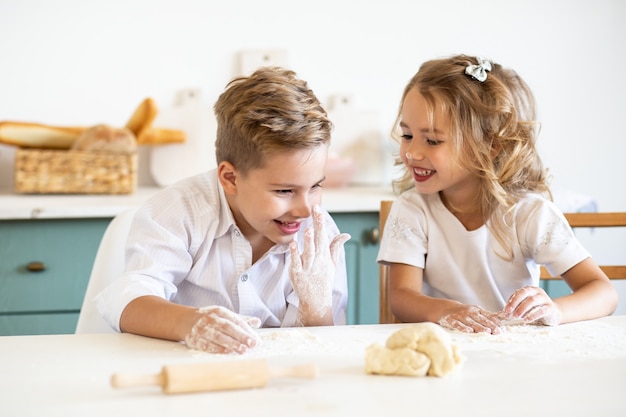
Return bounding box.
[75,208,137,334]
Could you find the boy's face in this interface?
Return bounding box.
[220,144,328,248]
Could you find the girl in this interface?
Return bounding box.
[377,55,617,334]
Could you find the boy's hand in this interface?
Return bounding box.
[288,205,350,324]
[183,306,261,354]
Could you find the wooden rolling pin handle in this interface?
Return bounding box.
[110,360,319,394]
[270,363,319,379]
[111,372,164,389]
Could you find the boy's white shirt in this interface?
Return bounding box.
[377,189,589,312]
[95,169,348,332]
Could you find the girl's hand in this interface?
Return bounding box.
[288,205,350,323]
[183,306,262,354]
[438,305,504,334]
[502,286,562,326]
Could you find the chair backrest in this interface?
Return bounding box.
[378,202,626,324]
[540,212,626,280]
[379,200,397,324]
[75,208,138,334]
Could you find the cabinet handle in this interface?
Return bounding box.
[26,261,46,272]
[369,227,380,244]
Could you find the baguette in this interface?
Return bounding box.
[1,97,183,149]
[125,97,158,138]
[137,127,186,145]
[0,121,83,149]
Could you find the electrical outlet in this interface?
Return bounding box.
[238,49,289,75]
[175,88,202,106]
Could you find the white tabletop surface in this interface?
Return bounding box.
[1,317,625,417]
[0,185,394,219]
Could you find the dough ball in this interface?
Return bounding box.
[365,344,431,376]
[72,124,137,154]
[365,323,463,377]
[386,322,463,376]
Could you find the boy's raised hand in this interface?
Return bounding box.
[288,205,350,325]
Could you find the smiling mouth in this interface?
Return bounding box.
[413,168,435,176]
[274,220,301,234]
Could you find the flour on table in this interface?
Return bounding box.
[188,328,351,359]
[449,319,626,362]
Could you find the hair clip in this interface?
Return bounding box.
[465,57,492,82]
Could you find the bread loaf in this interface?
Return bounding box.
[71,124,137,154]
[0,97,185,149]
[0,121,83,149]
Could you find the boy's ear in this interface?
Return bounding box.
[217,161,238,194]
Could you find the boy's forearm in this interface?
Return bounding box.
[119,295,199,342]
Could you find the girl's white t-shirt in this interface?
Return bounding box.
[377,189,589,311]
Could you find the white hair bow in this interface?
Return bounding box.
[465,57,492,82]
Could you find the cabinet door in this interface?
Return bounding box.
[332,212,380,324]
[540,280,572,298]
[0,313,79,336]
[0,219,110,335]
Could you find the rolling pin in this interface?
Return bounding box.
[111,359,319,394]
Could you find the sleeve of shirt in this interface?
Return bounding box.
[518,198,590,277]
[376,194,429,268]
[95,189,207,332]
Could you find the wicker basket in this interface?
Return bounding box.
[14,148,137,194]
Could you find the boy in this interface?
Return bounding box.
[96,67,350,354]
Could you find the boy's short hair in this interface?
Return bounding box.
[214,66,332,174]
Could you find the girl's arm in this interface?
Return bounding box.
[559,258,618,322]
[389,263,504,333]
[504,258,617,325]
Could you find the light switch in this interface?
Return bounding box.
[238,49,289,75]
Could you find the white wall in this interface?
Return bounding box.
[1,0,625,310]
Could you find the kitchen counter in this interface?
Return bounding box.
[0,185,395,220]
[1,317,625,416]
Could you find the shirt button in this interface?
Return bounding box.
[234,229,241,237]
[241,273,248,282]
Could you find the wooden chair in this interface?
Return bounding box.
[379,200,398,324]
[378,201,626,324]
[540,212,626,280]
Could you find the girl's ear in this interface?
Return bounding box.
[491,140,502,158]
[217,161,238,195]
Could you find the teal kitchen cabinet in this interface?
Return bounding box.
[0,219,109,335]
[540,280,571,299]
[0,211,381,336]
[333,212,380,325]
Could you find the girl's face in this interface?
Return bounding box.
[399,87,479,205]
[220,144,328,251]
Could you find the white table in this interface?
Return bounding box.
[1,317,625,416]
